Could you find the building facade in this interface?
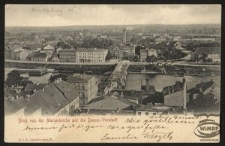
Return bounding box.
[140,49,148,62]
[31,52,48,62]
[40,44,55,57]
[147,48,158,57]
[194,47,221,63]
[59,49,76,62]
[67,74,98,106]
[75,48,108,63]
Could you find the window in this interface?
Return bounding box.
[153,113,157,115]
[138,112,141,116]
[145,112,149,116]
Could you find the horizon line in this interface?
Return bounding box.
[5,23,221,28]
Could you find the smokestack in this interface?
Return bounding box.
[121,91,123,98]
[146,77,150,91]
[123,29,127,44]
[183,78,187,110]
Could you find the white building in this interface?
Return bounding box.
[75,48,108,63]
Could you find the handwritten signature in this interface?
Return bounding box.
[30,6,78,16]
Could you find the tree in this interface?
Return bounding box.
[130,36,138,44]
[5,70,23,87]
[146,55,157,63]
[106,52,112,61]
[186,42,196,52]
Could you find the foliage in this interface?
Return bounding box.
[56,41,71,49]
[5,70,23,87]
[106,52,112,61]
[81,37,114,48]
[146,55,157,62]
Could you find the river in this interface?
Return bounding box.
[5,68,220,92]
[125,73,220,92]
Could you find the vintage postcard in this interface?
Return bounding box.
[4,4,221,143]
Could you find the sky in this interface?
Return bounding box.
[5,4,221,27]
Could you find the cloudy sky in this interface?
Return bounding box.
[5,4,221,27]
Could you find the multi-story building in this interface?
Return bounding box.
[75,48,108,63]
[40,44,55,57]
[31,52,48,62]
[140,49,148,62]
[5,80,79,116]
[108,44,135,60]
[66,74,98,106]
[194,47,221,63]
[59,49,76,62]
[13,48,29,61]
[147,48,158,57]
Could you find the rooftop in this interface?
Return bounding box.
[67,74,94,83]
[5,98,27,115]
[24,81,78,115]
[43,44,55,50]
[76,48,108,52]
[24,83,47,92]
[59,49,76,52]
[32,52,47,58]
[162,81,184,96]
[87,96,134,111]
[187,80,215,93]
[194,47,221,55]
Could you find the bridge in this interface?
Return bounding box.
[103,62,130,95]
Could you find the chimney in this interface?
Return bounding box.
[183,78,187,110]
[123,29,127,44]
[120,91,123,98]
[146,77,150,91]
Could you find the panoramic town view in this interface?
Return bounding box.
[4,5,221,116]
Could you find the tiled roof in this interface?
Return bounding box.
[24,83,46,92]
[5,98,27,115]
[76,48,107,52]
[59,49,76,52]
[24,81,78,115]
[187,80,215,93]
[122,90,142,100]
[162,81,184,95]
[87,96,133,111]
[43,44,54,50]
[67,74,94,83]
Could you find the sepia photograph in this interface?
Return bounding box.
[4,4,221,143]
